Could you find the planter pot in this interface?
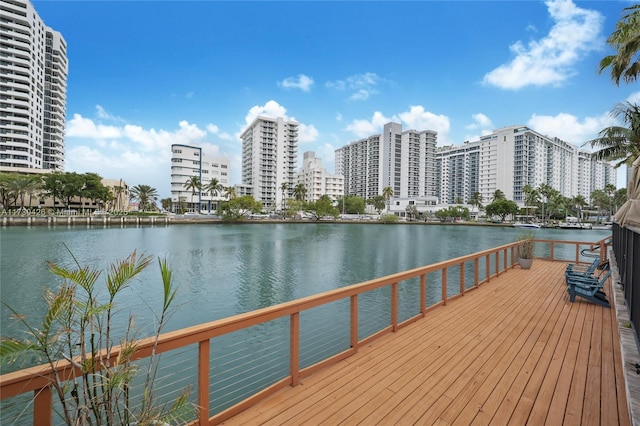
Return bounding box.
[519,258,533,269]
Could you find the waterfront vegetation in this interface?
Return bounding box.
[1,250,192,425]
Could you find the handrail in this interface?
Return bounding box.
[0,237,610,425]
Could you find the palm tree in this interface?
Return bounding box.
[224,186,237,199]
[183,176,202,212]
[598,4,640,86]
[491,189,505,202]
[586,102,640,168]
[571,194,588,220]
[468,192,483,220]
[4,174,42,208]
[280,182,289,212]
[522,185,539,220]
[204,178,224,211]
[293,183,307,202]
[130,184,158,211]
[382,186,393,213]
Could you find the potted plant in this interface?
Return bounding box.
[517,231,535,269]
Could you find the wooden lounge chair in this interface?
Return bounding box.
[565,256,600,282]
[566,268,612,308]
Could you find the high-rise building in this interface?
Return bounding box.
[170,144,229,213]
[296,151,343,202]
[437,125,616,205]
[0,0,67,170]
[240,116,298,209]
[436,141,481,204]
[335,122,438,200]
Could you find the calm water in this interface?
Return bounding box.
[1,223,610,342]
[0,223,611,422]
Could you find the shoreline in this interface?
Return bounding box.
[0,214,593,229]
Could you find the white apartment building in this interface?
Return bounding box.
[437,125,616,206]
[240,116,298,209]
[335,122,437,200]
[170,144,229,213]
[296,151,344,202]
[0,0,67,170]
[436,141,480,204]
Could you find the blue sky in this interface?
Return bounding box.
[34,0,636,199]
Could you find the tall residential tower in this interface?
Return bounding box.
[335,122,437,200]
[240,116,298,209]
[0,0,67,170]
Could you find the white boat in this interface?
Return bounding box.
[513,222,541,229]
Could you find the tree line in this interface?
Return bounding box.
[0,171,160,213]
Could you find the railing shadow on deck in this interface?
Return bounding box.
[0,237,611,426]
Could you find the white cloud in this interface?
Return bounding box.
[298,123,319,143]
[278,74,314,92]
[467,113,493,130]
[207,124,219,134]
[244,100,291,126]
[483,0,604,90]
[66,114,122,139]
[626,91,640,104]
[398,105,450,137]
[65,115,225,198]
[527,111,615,144]
[95,105,124,122]
[326,72,383,101]
[345,105,452,143]
[345,111,394,138]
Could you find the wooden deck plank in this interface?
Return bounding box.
[525,290,580,424]
[359,271,544,425]
[472,274,568,425]
[220,261,630,426]
[419,272,567,425]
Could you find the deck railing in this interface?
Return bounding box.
[612,223,640,339]
[0,237,610,425]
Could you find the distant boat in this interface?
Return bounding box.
[591,224,612,230]
[513,222,541,229]
[555,222,593,230]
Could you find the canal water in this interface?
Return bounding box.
[0,223,610,422]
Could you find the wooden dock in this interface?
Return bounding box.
[221,260,630,425]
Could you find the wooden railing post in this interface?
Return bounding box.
[391,282,398,332]
[550,241,555,261]
[420,274,426,316]
[486,255,490,282]
[495,252,500,277]
[34,386,52,426]
[290,312,300,386]
[459,262,465,295]
[442,268,448,305]
[350,295,358,349]
[198,339,210,426]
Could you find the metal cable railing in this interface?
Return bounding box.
[1,237,610,425]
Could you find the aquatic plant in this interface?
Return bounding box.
[0,249,192,425]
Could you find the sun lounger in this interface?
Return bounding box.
[567,268,612,308]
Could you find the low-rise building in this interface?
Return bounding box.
[170,144,229,213]
[296,151,344,202]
